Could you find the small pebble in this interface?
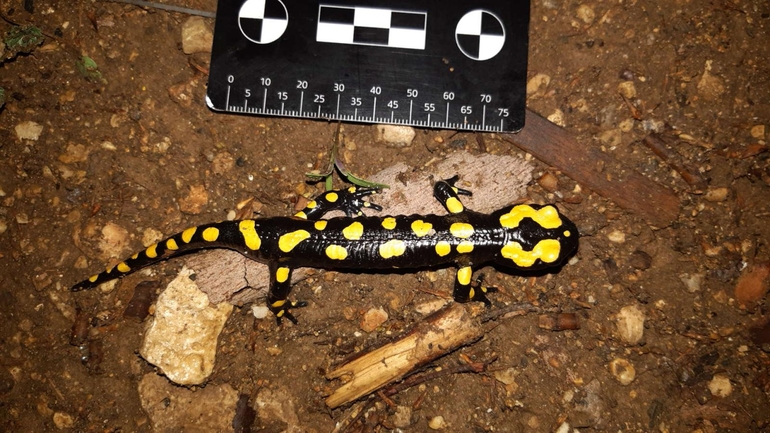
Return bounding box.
[391,406,412,428]
[708,374,732,397]
[555,421,570,433]
[697,60,725,101]
[547,109,565,127]
[15,121,44,141]
[679,273,703,293]
[617,81,637,99]
[0,219,7,234]
[53,412,75,429]
[750,124,765,139]
[251,305,270,320]
[609,358,636,385]
[360,307,388,332]
[16,213,29,224]
[526,73,551,96]
[615,305,645,345]
[181,16,213,54]
[428,415,447,430]
[575,4,595,24]
[704,187,729,202]
[537,172,559,192]
[607,230,625,243]
[376,125,415,147]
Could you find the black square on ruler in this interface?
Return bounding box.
[481,12,505,35]
[390,12,425,30]
[353,27,389,45]
[456,34,480,58]
[263,0,286,19]
[240,18,264,42]
[319,6,354,24]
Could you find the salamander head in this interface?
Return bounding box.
[492,204,579,271]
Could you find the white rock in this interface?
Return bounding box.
[181,16,213,54]
[376,124,416,147]
[140,267,233,385]
[608,358,636,385]
[679,273,703,293]
[708,374,732,397]
[615,305,645,345]
[428,415,447,430]
[526,73,551,96]
[15,121,44,141]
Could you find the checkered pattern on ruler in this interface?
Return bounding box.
[316,5,427,50]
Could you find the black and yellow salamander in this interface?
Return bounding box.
[71,177,579,323]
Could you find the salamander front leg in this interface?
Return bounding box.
[434,175,472,214]
[294,186,382,220]
[266,264,307,325]
[453,266,496,306]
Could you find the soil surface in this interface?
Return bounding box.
[1,0,770,432]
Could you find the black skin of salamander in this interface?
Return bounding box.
[71,177,579,324]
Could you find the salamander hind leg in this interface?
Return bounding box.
[434,176,472,215]
[266,264,307,325]
[294,186,382,220]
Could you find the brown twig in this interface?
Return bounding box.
[641,133,708,192]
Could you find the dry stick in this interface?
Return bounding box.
[503,109,681,227]
[103,0,216,18]
[325,303,485,408]
[641,133,708,193]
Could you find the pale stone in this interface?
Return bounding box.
[607,230,625,243]
[547,109,565,126]
[181,16,213,54]
[608,358,636,385]
[617,81,637,99]
[99,222,131,260]
[750,124,765,139]
[138,373,239,432]
[708,374,732,397]
[704,187,729,202]
[615,305,645,345]
[526,73,551,96]
[140,267,233,385]
[598,129,622,147]
[376,124,416,147]
[697,61,725,101]
[428,415,447,430]
[15,121,44,141]
[360,307,388,332]
[576,4,595,24]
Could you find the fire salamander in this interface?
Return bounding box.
[72,177,579,324]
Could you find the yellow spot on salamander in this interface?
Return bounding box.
[411,220,433,237]
[271,299,286,308]
[306,200,317,209]
[326,244,348,260]
[117,262,131,273]
[449,223,475,239]
[276,267,290,283]
[457,241,474,254]
[382,217,397,230]
[239,220,261,250]
[294,211,308,219]
[276,309,285,317]
[564,230,572,237]
[348,186,357,193]
[131,252,139,260]
[469,287,476,299]
[202,227,220,242]
[314,220,327,230]
[457,267,472,286]
[325,192,339,203]
[446,196,464,214]
[166,238,179,250]
[182,227,197,243]
[342,221,364,240]
[279,230,311,252]
[146,244,158,259]
[499,205,563,230]
[379,239,406,259]
[435,241,451,257]
[501,239,562,267]
[88,274,99,283]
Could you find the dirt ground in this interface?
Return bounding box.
[1,0,770,431]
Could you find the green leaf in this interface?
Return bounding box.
[76,56,104,82]
[3,26,44,59]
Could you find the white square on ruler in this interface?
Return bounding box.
[317,22,355,44]
[240,0,266,19]
[389,28,426,50]
[354,7,391,28]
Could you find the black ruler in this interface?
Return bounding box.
[207,0,530,132]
